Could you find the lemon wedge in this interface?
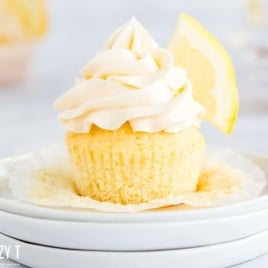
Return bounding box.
[168,13,239,134]
[3,0,48,39]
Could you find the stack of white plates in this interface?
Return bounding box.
[0,152,268,268]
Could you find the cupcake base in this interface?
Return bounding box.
[66,124,205,204]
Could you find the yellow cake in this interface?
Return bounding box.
[66,124,204,204]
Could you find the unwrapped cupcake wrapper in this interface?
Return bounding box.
[6,145,267,213]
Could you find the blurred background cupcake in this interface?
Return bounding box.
[0,0,47,86]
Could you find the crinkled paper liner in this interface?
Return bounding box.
[7,145,267,213]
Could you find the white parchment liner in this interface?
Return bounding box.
[7,145,267,213]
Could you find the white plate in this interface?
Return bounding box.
[2,230,268,268]
[2,203,268,251]
[0,153,267,223]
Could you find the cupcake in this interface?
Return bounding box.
[55,18,205,204]
[0,0,47,86]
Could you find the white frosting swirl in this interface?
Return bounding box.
[55,17,205,133]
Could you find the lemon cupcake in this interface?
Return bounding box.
[55,18,206,204]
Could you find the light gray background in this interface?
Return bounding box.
[0,0,267,158]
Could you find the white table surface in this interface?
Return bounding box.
[0,0,267,267]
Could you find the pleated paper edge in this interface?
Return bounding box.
[7,144,267,213]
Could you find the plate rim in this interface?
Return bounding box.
[1,229,268,268]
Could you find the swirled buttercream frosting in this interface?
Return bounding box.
[54,17,205,133]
